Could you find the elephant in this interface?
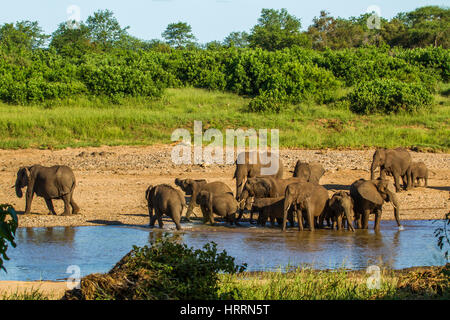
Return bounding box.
[145,184,185,230]
[196,190,239,226]
[175,178,233,220]
[292,161,325,184]
[350,179,402,231]
[410,162,429,188]
[370,148,412,192]
[233,151,284,201]
[237,176,301,223]
[252,197,294,227]
[15,165,80,216]
[282,182,329,232]
[324,191,355,232]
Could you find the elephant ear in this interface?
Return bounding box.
[358,181,384,205]
[145,185,154,201]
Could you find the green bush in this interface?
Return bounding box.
[0,204,18,273]
[348,79,433,114]
[63,236,247,300]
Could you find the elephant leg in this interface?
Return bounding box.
[393,174,402,192]
[61,194,72,216]
[374,209,382,231]
[406,167,412,190]
[70,193,80,215]
[362,210,370,229]
[44,198,57,216]
[157,211,164,228]
[149,213,158,227]
[306,206,315,231]
[337,216,342,230]
[424,175,428,188]
[297,210,304,231]
[24,190,34,215]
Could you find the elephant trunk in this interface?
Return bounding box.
[388,191,402,228]
[15,180,23,198]
[342,201,355,232]
[370,162,378,180]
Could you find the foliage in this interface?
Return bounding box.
[249,8,311,50]
[86,10,130,51]
[162,22,196,49]
[435,212,450,261]
[348,79,433,114]
[0,21,49,52]
[63,235,247,300]
[0,204,18,273]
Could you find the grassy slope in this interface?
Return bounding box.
[0,88,448,151]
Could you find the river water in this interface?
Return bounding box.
[1,220,447,281]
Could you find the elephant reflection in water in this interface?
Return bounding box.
[24,227,76,244]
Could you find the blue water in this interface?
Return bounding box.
[1,220,447,281]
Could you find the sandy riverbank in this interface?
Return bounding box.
[0,146,448,228]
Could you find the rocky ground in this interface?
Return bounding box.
[0,145,448,228]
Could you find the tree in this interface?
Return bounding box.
[50,22,94,57]
[86,9,130,50]
[249,8,310,50]
[0,21,49,52]
[162,22,196,48]
[223,31,249,48]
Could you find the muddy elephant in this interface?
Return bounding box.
[410,162,429,188]
[15,165,80,216]
[233,151,284,201]
[175,178,233,220]
[252,197,294,227]
[145,184,185,230]
[292,161,325,184]
[325,191,355,231]
[196,190,239,225]
[370,148,412,192]
[350,179,402,231]
[283,182,329,231]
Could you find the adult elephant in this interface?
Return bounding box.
[370,148,412,192]
[350,179,402,231]
[293,161,325,184]
[145,184,185,230]
[233,151,284,201]
[15,165,80,216]
[282,182,329,232]
[238,176,300,223]
[175,178,233,221]
[325,191,355,232]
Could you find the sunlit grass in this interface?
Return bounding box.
[0,88,448,151]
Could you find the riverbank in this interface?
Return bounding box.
[0,146,448,228]
[1,264,448,300]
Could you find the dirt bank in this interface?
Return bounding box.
[0,146,448,228]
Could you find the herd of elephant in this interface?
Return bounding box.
[13,147,430,232]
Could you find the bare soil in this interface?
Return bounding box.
[0,145,448,228]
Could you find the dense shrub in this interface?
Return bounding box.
[348,79,433,114]
[0,46,447,112]
[0,204,18,273]
[63,236,247,300]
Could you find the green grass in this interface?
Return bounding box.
[218,266,450,300]
[0,88,448,151]
[0,288,49,300]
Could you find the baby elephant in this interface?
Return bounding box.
[145,184,185,231]
[196,191,239,226]
[252,197,294,228]
[411,162,429,188]
[325,191,355,232]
